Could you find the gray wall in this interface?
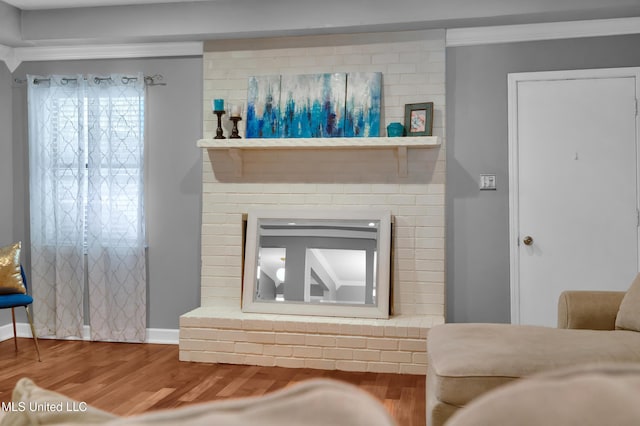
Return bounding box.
[446,33,640,323]
[0,63,12,246]
[0,1,20,45]
[0,62,15,327]
[8,32,640,329]
[11,56,203,329]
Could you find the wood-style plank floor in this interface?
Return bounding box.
[0,338,425,426]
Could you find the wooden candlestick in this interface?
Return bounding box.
[230,116,242,139]
[214,110,226,139]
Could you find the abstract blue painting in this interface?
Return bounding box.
[246,75,281,138]
[281,73,346,138]
[246,72,381,138]
[345,72,382,137]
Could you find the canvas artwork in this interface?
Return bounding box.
[246,75,282,138]
[344,72,382,137]
[246,72,382,138]
[280,73,346,138]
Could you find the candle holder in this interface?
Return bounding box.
[213,110,226,139]
[230,116,242,139]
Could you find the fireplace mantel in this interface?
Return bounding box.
[197,136,440,177]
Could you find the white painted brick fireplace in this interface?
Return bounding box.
[179,29,446,374]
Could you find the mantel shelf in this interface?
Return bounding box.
[197,136,440,177]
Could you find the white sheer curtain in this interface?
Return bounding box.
[28,73,146,342]
[28,75,86,339]
[86,74,146,342]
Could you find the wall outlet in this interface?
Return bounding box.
[480,174,497,190]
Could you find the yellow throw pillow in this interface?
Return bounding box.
[0,242,26,294]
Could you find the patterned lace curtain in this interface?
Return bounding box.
[28,75,86,339]
[27,73,146,342]
[86,74,146,342]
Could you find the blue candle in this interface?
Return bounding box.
[213,99,224,111]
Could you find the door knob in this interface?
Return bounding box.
[523,236,534,246]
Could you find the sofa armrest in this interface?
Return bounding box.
[557,291,625,330]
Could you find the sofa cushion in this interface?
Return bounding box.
[446,363,640,426]
[427,323,640,407]
[615,273,640,331]
[1,378,396,426]
[557,290,625,330]
[3,377,117,425]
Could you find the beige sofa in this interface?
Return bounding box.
[427,273,640,426]
[446,363,640,426]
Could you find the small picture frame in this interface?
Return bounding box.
[404,102,434,136]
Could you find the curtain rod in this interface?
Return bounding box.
[13,74,166,86]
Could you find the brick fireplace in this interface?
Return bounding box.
[179,29,446,374]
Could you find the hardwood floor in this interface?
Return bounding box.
[0,338,426,426]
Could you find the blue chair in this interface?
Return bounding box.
[0,266,41,361]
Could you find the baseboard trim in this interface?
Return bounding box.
[0,323,179,345]
[146,328,180,345]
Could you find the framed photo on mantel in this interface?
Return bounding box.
[404,102,434,136]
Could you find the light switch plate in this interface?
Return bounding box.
[480,174,497,190]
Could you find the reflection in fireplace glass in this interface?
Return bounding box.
[256,220,378,306]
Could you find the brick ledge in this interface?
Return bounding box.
[179,307,441,374]
[180,306,442,339]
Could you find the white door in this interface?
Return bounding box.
[509,68,640,327]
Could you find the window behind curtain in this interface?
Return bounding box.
[46,91,144,247]
[87,93,145,248]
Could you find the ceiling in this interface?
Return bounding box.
[6,0,640,22]
[3,0,212,9]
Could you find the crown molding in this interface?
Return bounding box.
[0,43,19,72]
[1,41,203,72]
[446,16,640,47]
